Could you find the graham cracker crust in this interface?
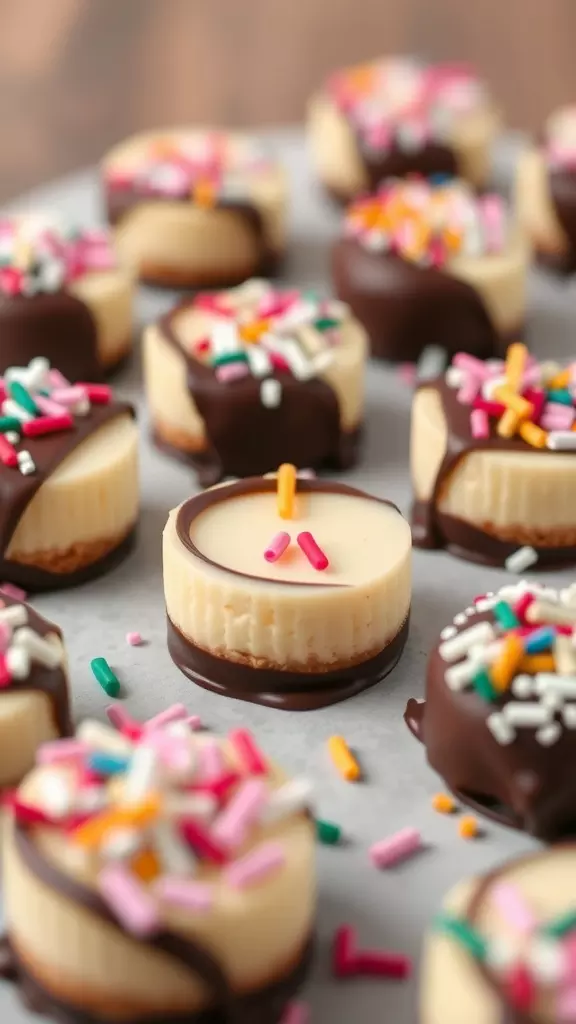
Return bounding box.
[152,417,207,454]
[9,525,136,575]
[476,520,576,548]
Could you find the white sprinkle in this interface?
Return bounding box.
[2,399,32,423]
[0,604,27,627]
[504,546,538,574]
[245,344,271,378]
[211,320,240,357]
[503,702,552,727]
[465,607,475,616]
[536,722,562,746]
[445,366,464,388]
[560,584,576,607]
[153,820,196,875]
[121,744,158,805]
[535,674,576,699]
[511,674,535,699]
[468,640,504,667]
[101,827,142,861]
[485,936,519,971]
[439,621,495,663]
[546,431,576,450]
[445,657,482,691]
[165,792,218,822]
[562,704,576,728]
[540,689,564,712]
[26,357,50,389]
[324,299,349,319]
[364,231,388,252]
[440,626,457,641]
[77,720,134,757]
[5,431,19,444]
[18,458,35,476]
[453,613,468,626]
[527,600,576,626]
[5,646,30,680]
[475,597,497,613]
[13,628,62,668]
[277,339,314,381]
[39,770,74,818]
[526,936,564,984]
[275,300,317,333]
[487,712,515,745]
[260,378,282,408]
[416,345,448,381]
[263,778,313,823]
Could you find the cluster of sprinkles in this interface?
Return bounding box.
[105,131,271,205]
[190,279,347,408]
[344,177,507,264]
[329,58,484,154]
[261,464,329,571]
[439,579,576,748]
[0,599,63,689]
[0,218,115,297]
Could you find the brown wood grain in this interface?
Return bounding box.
[0,0,575,200]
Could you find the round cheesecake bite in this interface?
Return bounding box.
[406,579,576,840]
[103,129,286,288]
[1,709,315,1023]
[0,359,139,590]
[421,845,576,1024]
[308,57,500,203]
[0,216,134,380]
[0,594,71,790]
[164,471,411,710]
[332,178,528,363]
[516,105,576,273]
[144,279,367,486]
[412,345,576,568]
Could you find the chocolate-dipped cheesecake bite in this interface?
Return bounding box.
[0,359,138,590]
[308,57,500,203]
[0,594,71,789]
[516,105,576,274]
[333,178,527,363]
[103,129,286,288]
[412,345,576,568]
[406,580,576,840]
[1,708,315,1024]
[0,216,134,380]
[144,279,367,487]
[164,470,411,710]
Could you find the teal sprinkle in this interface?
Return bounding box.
[472,667,496,703]
[87,752,129,775]
[90,657,120,698]
[547,389,573,406]
[212,351,248,368]
[0,416,22,433]
[315,819,342,845]
[434,914,487,960]
[543,908,576,938]
[314,317,339,332]
[493,600,519,630]
[8,380,39,416]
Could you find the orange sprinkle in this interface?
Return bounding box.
[345,63,377,96]
[497,408,520,439]
[327,735,361,782]
[547,368,570,389]
[150,138,178,159]
[193,179,217,208]
[432,793,456,815]
[442,226,463,252]
[277,463,297,520]
[491,634,524,692]
[519,421,547,449]
[459,815,480,840]
[519,653,556,674]
[71,797,160,848]
[131,849,161,882]
[493,385,533,419]
[240,319,270,343]
[505,342,528,391]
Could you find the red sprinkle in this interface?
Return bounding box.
[194,338,211,354]
[505,963,535,1011]
[472,397,506,417]
[270,352,290,373]
[193,770,240,802]
[179,819,228,864]
[0,267,23,296]
[0,433,18,467]
[354,951,412,979]
[7,795,56,826]
[78,384,111,404]
[523,387,545,424]
[23,414,74,437]
[229,728,268,775]
[0,654,11,688]
[332,925,356,978]
[297,531,329,571]
[514,592,535,624]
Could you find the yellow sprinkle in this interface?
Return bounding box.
[327,735,361,782]
[519,654,556,674]
[505,342,528,391]
[519,421,547,449]
[72,797,160,848]
[240,319,270,343]
[459,815,480,840]
[491,634,524,692]
[131,849,161,882]
[497,408,520,439]
[547,368,570,390]
[193,179,217,208]
[493,385,533,419]
[277,463,297,520]
[432,793,456,815]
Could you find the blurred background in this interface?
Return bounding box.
[1,0,575,201]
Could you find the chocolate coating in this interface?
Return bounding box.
[0,291,101,383]
[157,303,361,487]
[405,606,576,840]
[540,166,576,274]
[0,400,136,591]
[332,242,508,363]
[411,375,576,567]
[1,822,312,1024]
[355,138,458,195]
[168,477,409,709]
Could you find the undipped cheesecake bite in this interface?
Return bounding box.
[103,129,286,288]
[308,57,500,202]
[0,359,139,589]
[144,279,367,486]
[1,708,315,1023]
[332,177,528,362]
[164,469,411,709]
[411,345,576,568]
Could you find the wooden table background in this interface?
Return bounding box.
[1,0,575,202]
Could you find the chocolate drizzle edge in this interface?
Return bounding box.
[411,375,576,567]
[0,291,102,384]
[2,824,312,1024]
[353,135,459,193]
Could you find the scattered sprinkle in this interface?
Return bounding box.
[369,827,422,868]
[126,632,143,647]
[432,793,457,814]
[458,815,480,840]
[327,736,361,782]
[90,657,121,698]
[316,818,342,845]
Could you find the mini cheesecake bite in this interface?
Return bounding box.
[412,345,576,568]
[0,359,139,590]
[308,57,500,203]
[0,595,71,790]
[1,709,315,1023]
[103,129,286,288]
[332,178,527,363]
[406,580,576,840]
[164,471,411,710]
[422,845,576,1024]
[144,279,367,486]
[0,216,134,380]
[516,105,576,273]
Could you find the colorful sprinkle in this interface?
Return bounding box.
[277,463,297,520]
[316,818,342,845]
[327,735,361,782]
[297,531,329,571]
[91,657,120,698]
[264,531,291,563]
[369,827,422,868]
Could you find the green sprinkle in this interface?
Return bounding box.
[543,908,576,938]
[90,657,120,698]
[212,351,248,367]
[0,416,22,433]
[434,914,487,960]
[493,600,519,630]
[547,389,573,406]
[472,666,496,703]
[8,380,39,416]
[316,819,342,845]
[314,317,339,332]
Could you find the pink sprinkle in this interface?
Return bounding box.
[505,963,535,1012]
[98,862,159,937]
[0,381,6,404]
[0,620,11,652]
[470,408,489,439]
[540,403,574,431]
[34,395,68,418]
[48,369,71,390]
[457,376,480,405]
[105,703,143,740]
[198,739,224,780]
[264,531,290,563]
[186,715,202,731]
[369,827,422,869]
[0,654,11,688]
[481,195,505,252]
[225,841,285,888]
[453,353,494,380]
[193,770,240,802]
[153,876,214,911]
[215,361,250,384]
[280,1002,310,1024]
[557,985,576,1021]
[229,728,268,775]
[491,882,536,935]
[0,583,27,602]
[397,363,416,386]
[212,779,268,849]
[297,532,329,571]
[126,631,143,646]
[563,935,576,985]
[37,739,89,765]
[50,386,88,408]
[144,704,188,731]
[270,352,290,373]
[77,383,111,404]
[179,819,228,864]
[332,924,357,977]
[23,414,74,438]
